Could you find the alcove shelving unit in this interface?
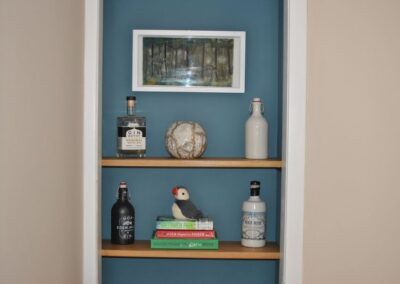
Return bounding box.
[84,0,307,282]
[99,0,289,280]
[101,157,282,261]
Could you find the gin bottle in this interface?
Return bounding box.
[117,96,146,157]
[241,181,266,247]
[111,181,135,244]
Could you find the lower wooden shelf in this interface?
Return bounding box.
[102,240,280,260]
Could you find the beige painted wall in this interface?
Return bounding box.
[0,0,83,283]
[304,0,400,283]
[2,0,400,283]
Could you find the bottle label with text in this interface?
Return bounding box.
[118,126,146,150]
[242,211,265,240]
[116,215,134,240]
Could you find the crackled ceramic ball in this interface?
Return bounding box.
[165,121,207,159]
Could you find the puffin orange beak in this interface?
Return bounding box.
[172,187,178,196]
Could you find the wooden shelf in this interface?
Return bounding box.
[102,157,282,168]
[102,240,280,260]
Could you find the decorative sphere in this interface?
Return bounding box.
[165,121,207,159]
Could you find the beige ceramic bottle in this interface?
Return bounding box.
[245,98,268,159]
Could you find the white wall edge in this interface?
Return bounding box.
[83,0,102,283]
[280,0,307,283]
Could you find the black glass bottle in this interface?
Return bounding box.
[111,181,135,244]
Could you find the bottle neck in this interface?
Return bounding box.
[250,187,260,196]
[127,105,135,116]
[127,100,136,116]
[118,189,129,201]
[251,102,263,116]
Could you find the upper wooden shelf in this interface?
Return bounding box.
[102,157,282,168]
[102,240,280,260]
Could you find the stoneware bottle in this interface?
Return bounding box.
[245,98,268,159]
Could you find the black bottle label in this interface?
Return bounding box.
[111,202,135,244]
[118,126,147,137]
[116,215,134,240]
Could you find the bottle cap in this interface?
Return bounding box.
[117,181,130,199]
[117,181,126,194]
[250,181,261,196]
[250,180,260,188]
[249,98,264,113]
[126,96,136,108]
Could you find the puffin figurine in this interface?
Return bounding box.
[172,186,203,220]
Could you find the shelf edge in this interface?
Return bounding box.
[102,157,283,169]
[102,240,280,260]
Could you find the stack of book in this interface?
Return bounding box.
[150,216,218,250]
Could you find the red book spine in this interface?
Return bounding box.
[155,230,215,239]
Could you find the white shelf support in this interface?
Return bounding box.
[83,0,102,283]
[280,0,307,283]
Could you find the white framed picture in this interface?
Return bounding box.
[132,30,246,93]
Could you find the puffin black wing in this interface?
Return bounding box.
[175,199,203,219]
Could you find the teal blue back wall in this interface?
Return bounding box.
[102,0,282,283]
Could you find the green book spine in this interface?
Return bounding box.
[150,237,219,250]
[155,216,214,230]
